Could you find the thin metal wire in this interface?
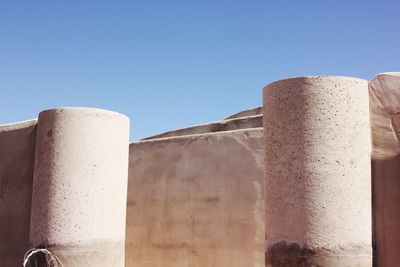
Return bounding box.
[23,248,64,267]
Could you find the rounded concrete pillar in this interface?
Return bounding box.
[370,72,400,267]
[263,76,372,266]
[28,108,129,266]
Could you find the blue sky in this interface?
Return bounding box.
[0,1,399,140]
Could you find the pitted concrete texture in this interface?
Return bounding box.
[126,129,265,267]
[143,114,262,140]
[370,72,400,267]
[0,120,37,267]
[29,108,130,266]
[264,76,372,266]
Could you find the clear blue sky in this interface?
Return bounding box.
[0,1,399,140]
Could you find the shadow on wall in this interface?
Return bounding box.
[0,120,37,267]
[372,155,400,267]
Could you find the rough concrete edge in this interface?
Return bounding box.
[224,106,263,120]
[0,119,37,133]
[0,107,129,134]
[263,75,369,92]
[39,107,130,121]
[142,114,263,140]
[132,127,264,146]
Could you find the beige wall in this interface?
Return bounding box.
[0,108,264,266]
[0,120,37,267]
[0,99,374,267]
[126,129,265,267]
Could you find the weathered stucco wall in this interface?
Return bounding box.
[0,120,37,267]
[0,108,264,266]
[126,129,265,267]
[5,76,400,266]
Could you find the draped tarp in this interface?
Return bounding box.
[370,72,400,267]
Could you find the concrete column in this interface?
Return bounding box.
[28,108,129,266]
[264,76,372,266]
[370,72,400,267]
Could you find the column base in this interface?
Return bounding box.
[266,241,372,267]
[26,241,124,267]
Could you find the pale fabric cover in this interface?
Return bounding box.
[370,72,400,267]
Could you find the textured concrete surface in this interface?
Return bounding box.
[126,129,265,267]
[370,72,400,267]
[143,115,262,140]
[0,120,37,267]
[264,76,372,266]
[29,108,130,266]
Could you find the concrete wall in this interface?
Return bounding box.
[126,129,265,267]
[0,120,37,267]
[0,108,264,267]
[5,76,400,266]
